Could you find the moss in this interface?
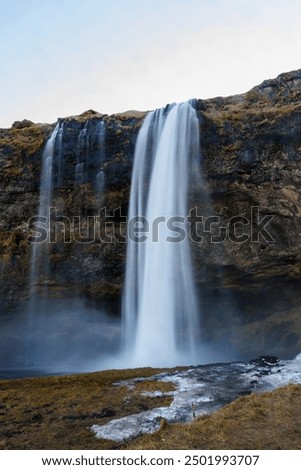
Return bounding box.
[0,253,12,267]
[204,100,301,125]
[112,110,147,121]
[1,166,23,177]
[223,143,242,152]
[0,124,52,160]
[0,231,27,253]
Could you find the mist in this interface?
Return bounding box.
[0,297,121,378]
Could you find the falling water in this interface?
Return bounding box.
[95,170,105,194]
[75,162,84,184]
[56,122,65,186]
[29,122,64,286]
[75,122,88,184]
[26,122,64,364]
[24,118,111,368]
[123,101,201,367]
[97,120,106,157]
[75,120,106,194]
[95,121,106,202]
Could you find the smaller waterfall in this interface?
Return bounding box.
[26,122,64,364]
[29,122,64,286]
[75,122,89,184]
[75,120,106,193]
[97,120,106,157]
[94,121,106,205]
[56,123,65,186]
[123,101,201,368]
[25,118,110,368]
[96,170,105,193]
[75,162,85,184]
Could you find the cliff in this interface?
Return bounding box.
[1,70,301,360]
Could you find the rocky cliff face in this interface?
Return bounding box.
[1,70,301,361]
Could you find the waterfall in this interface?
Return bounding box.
[95,170,105,194]
[123,101,201,367]
[56,123,65,186]
[75,122,88,184]
[29,118,105,291]
[26,122,64,364]
[75,162,84,184]
[29,122,64,287]
[95,121,106,202]
[75,120,106,195]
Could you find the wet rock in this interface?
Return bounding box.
[250,356,280,367]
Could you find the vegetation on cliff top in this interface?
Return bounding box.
[0,123,52,160]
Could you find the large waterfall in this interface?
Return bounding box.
[123,101,201,367]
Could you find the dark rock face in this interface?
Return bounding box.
[1,71,301,361]
[193,69,301,358]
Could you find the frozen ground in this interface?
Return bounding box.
[91,354,301,442]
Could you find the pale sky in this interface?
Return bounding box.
[0,0,301,128]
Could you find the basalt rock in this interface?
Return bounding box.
[1,70,301,360]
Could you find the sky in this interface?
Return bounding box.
[0,0,301,127]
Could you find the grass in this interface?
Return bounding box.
[0,368,300,450]
[203,99,301,126]
[128,383,301,450]
[0,124,51,159]
[0,368,175,450]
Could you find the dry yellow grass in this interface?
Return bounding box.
[0,124,50,159]
[0,368,174,450]
[128,384,301,450]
